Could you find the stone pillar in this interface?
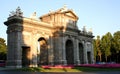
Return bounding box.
[4,7,24,68]
[53,37,57,64]
[31,39,38,67]
[62,36,67,65]
[74,38,80,65]
[58,36,64,64]
[48,36,54,65]
[6,25,22,68]
[53,36,63,64]
[15,31,22,68]
[83,41,88,64]
[54,35,67,65]
[31,34,38,67]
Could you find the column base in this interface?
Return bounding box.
[74,60,80,65]
[54,60,67,65]
[48,61,54,66]
[61,60,67,65]
[6,60,22,68]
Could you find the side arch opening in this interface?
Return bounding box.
[37,37,48,65]
[65,40,74,65]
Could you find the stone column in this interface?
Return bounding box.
[15,31,22,68]
[58,36,64,64]
[48,36,54,65]
[62,36,67,65]
[4,15,23,68]
[6,25,23,68]
[74,38,80,65]
[29,31,37,67]
[32,37,38,67]
[53,36,63,64]
[83,41,88,64]
[54,35,67,65]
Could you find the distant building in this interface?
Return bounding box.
[4,6,94,68]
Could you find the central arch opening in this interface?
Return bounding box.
[38,37,48,65]
[65,40,74,65]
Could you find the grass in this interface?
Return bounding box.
[6,67,120,72]
[75,67,120,72]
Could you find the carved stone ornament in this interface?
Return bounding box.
[9,7,23,17]
[30,12,38,20]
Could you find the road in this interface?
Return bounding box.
[0,72,120,74]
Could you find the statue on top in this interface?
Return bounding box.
[9,7,23,17]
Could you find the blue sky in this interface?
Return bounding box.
[0,0,120,42]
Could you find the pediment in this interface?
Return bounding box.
[65,11,78,19]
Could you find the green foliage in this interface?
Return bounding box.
[112,31,120,53]
[93,39,97,61]
[101,32,112,62]
[93,36,102,62]
[0,38,7,60]
[94,31,120,63]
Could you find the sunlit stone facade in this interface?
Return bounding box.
[4,6,94,68]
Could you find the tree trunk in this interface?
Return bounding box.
[100,55,102,62]
[117,54,118,63]
[106,56,107,62]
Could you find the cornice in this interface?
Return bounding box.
[78,32,94,38]
[4,16,23,26]
[23,17,53,29]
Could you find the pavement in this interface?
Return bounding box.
[0,67,15,71]
[0,67,7,71]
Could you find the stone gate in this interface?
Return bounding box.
[4,6,94,68]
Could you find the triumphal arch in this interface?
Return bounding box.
[4,6,94,68]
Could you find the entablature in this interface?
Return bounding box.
[23,17,53,29]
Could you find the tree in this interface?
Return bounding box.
[101,32,112,62]
[93,39,97,62]
[93,31,120,63]
[113,31,120,53]
[112,31,120,62]
[94,36,102,62]
[0,38,7,60]
[105,32,112,62]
